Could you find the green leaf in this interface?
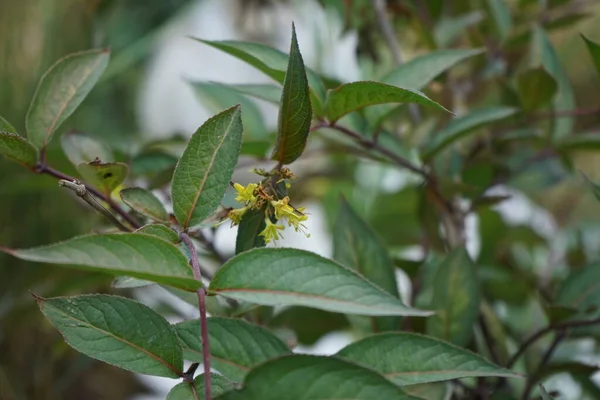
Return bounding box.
[402,383,449,400]
[174,317,291,382]
[383,49,484,89]
[26,48,110,148]
[61,131,113,165]
[272,24,312,165]
[422,106,518,159]
[112,276,154,289]
[1,233,200,290]
[485,0,512,42]
[36,294,183,378]
[268,307,349,345]
[194,38,326,111]
[517,67,558,112]
[216,355,418,400]
[337,333,520,386]
[582,35,600,79]
[172,106,243,229]
[0,115,17,134]
[426,248,481,347]
[333,198,399,331]
[167,374,236,400]
[136,224,180,243]
[558,133,600,151]
[209,248,432,317]
[223,83,282,105]
[325,81,449,123]
[434,12,485,48]
[76,160,128,195]
[235,207,267,254]
[532,26,575,140]
[0,132,38,169]
[190,81,267,140]
[540,385,554,400]
[555,262,600,328]
[120,187,169,222]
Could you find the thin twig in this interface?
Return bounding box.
[36,164,141,229]
[180,232,212,400]
[479,316,501,365]
[521,330,566,400]
[183,363,200,383]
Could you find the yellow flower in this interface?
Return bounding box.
[228,207,247,225]
[271,198,309,237]
[234,183,258,205]
[259,218,285,243]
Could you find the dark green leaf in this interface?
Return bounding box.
[209,248,432,317]
[272,24,312,165]
[174,317,290,382]
[167,374,236,400]
[120,187,169,222]
[485,0,512,42]
[223,83,282,105]
[26,49,110,148]
[334,198,399,331]
[337,332,520,386]
[325,81,449,123]
[582,35,600,79]
[36,294,183,377]
[136,224,179,243]
[517,67,557,112]
[235,207,267,254]
[61,131,113,165]
[426,248,481,347]
[76,160,128,195]
[268,307,349,345]
[557,133,600,151]
[0,132,38,169]
[112,276,154,289]
[422,106,518,159]
[1,233,200,290]
[0,115,17,134]
[171,106,243,229]
[216,355,418,400]
[555,262,600,328]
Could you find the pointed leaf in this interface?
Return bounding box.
[174,317,291,382]
[167,373,236,400]
[325,81,449,123]
[383,49,484,89]
[555,262,600,328]
[337,333,520,386]
[217,355,418,400]
[209,248,432,317]
[26,49,110,148]
[224,83,282,105]
[422,106,518,159]
[485,0,512,42]
[582,35,600,79]
[1,233,200,290]
[532,27,575,140]
[0,132,38,169]
[0,116,17,134]
[172,106,243,229]
[272,24,312,165]
[558,133,600,151]
[334,198,399,331]
[235,207,267,255]
[61,131,113,165]
[36,294,183,377]
[77,160,128,195]
[120,187,169,222]
[426,248,481,347]
[517,67,558,112]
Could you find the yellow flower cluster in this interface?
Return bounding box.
[224,180,309,244]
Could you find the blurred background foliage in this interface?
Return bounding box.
[2,0,600,399]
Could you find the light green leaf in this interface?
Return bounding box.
[167,374,236,400]
[224,83,282,105]
[517,67,557,112]
[582,35,600,79]
[334,198,399,331]
[120,187,169,222]
[77,160,128,195]
[112,276,154,289]
[136,224,179,243]
[0,116,17,134]
[235,207,267,255]
[0,132,38,169]
[422,106,518,159]
[486,0,512,42]
[26,48,110,148]
[209,248,432,317]
[190,81,267,140]
[61,131,113,165]
[36,294,183,378]
[216,355,418,400]
[434,13,484,48]
[174,317,291,382]
[383,49,484,89]
[325,81,449,123]
[337,333,520,386]
[426,248,481,347]
[272,24,312,165]
[1,233,200,290]
[172,106,243,229]
[540,385,554,399]
[532,26,575,140]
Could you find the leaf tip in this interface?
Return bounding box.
[30,291,46,305]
